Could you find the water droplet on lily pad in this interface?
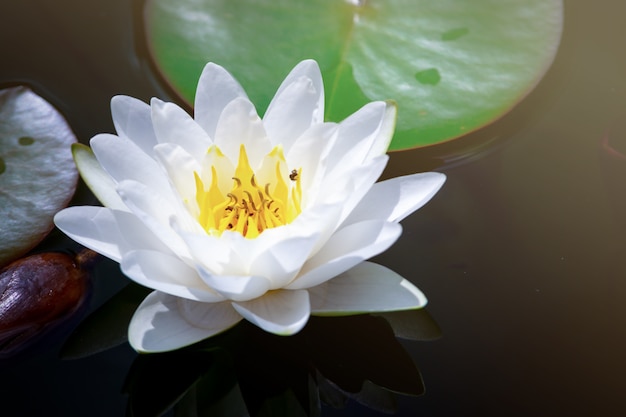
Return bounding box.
[415,68,441,86]
[18,136,35,146]
[0,86,78,267]
[441,27,470,41]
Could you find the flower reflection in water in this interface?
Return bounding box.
[122,311,438,416]
[63,285,439,416]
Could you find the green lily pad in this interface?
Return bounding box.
[0,86,78,267]
[143,0,562,150]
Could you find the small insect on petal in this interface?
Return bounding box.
[0,250,97,358]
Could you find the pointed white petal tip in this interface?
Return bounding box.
[309,262,427,316]
[202,61,224,73]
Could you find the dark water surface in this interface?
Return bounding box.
[1,1,626,416]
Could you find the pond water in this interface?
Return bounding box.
[1,1,626,416]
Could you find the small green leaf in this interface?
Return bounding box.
[0,86,78,267]
[143,0,563,150]
[72,143,126,210]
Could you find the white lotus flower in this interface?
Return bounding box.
[54,60,445,353]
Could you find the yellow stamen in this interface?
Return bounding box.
[194,144,302,238]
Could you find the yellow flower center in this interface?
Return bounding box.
[194,144,302,238]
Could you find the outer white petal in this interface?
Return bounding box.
[287,220,402,290]
[195,267,271,302]
[213,97,271,166]
[309,262,427,315]
[151,98,213,158]
[232,289,310,335]
[267,60,324,123]
[112,208,173,254]
[325,101,395,177]
[90,133,171,198]
[344,172,447,226]
[264,75,318,150]
[129,291,241,353]
[54,207,124,261]
[72,143,127,211]
[121,250,225,302]
[263,60,324,152]
[110,95,158,155]
[364,100,397,159]
[194,62,249,139]
[54,206,171,262]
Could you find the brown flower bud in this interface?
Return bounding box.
[0,250,96,357]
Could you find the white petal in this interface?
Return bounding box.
[287,220,401,290]
[325,101,395,177]
[286,122,338,206]
[232,289,310,335]
[364,100,397,159]
[72,144,127,211]
[129,291,241,353]
[267,60,324,123]
[263,60,324,152]
[213,97,270,166]
[344,172,446,226]
[90,133,171,197]
[54,206,171,262]
[110,95,158,155]
[116,180,196,259]
[54,207,125,262]
[340,155,389,222]
[195,267,271,302]
[286,122,337,165]
[309,262,427,315]
[249,232,320,289]
[153,143,201,210]
[194,62,249,139]
[151,98,212,158]
[244,200,344,263]
[121,250,225,302]
[112,208,174,254]
[316,155,389,225]
[178,298,242,331]
[175,229,244,276]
